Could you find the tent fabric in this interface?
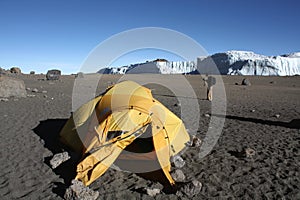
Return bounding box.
[59,81,190,186]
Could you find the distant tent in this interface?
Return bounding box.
[59,81,190,186]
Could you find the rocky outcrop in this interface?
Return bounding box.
[64,179,99,200]
[10,67,21,74]
[0,75,27,98]
[46,69,61,80]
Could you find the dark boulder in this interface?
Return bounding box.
[10,67,21,74]
[46,69,61,80]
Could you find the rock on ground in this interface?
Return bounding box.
[10,67,21,74]
[177,179,202,198]
[191,136,202,147]
[274,114,280,118]
[171,155,186,168]
[146,188,160,197]
[46,69,61,80]
[171,169,186,182]
[245,148,256,158]
[241,78,251,86]
[0,76,27,98]
[0,98,9,102]
[203,113,210,117]
[50,152,71,169]
[32,88,39,93]
[64,179,99,200]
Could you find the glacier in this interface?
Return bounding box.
[98,60,197,74]
[199,51,300,76]
[98,51,300,76]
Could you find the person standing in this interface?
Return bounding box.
[203,75,216,101]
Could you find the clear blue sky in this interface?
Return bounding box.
[0,0,299,74]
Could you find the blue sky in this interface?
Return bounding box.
[0,0,299,74]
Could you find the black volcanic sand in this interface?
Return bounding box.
[0,74,299,199]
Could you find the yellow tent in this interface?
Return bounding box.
[59,81,190,186]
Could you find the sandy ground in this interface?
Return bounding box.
[0,74,299,199]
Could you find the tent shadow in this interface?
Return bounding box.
[33,119,67,153]
[32,118,77,198]
[212,114,300,129]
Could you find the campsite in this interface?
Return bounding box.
[1,0,300,199]
[0,74,299,199]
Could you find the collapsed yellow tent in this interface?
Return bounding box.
[59,81,190,186]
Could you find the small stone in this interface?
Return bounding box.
[274,114,280,118]
[241,78,251,86]
[43,95,47,98]
[64,179,99,200]
[0,98,9,102]
[177,179,202,198]
[26,87,31,91]
[39,138,45,145]
[174,103,181,107]
[42,90,47,93]
[27,94,36,97]
[171,155,185,168]
[32,88,38,93]
[50,152,71,169]
[191,136,202,147]
[245,148,256,158]
[204,113,210,117]
[146,188,160,197]
[251,109,255,112]
[171,169,186,182]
